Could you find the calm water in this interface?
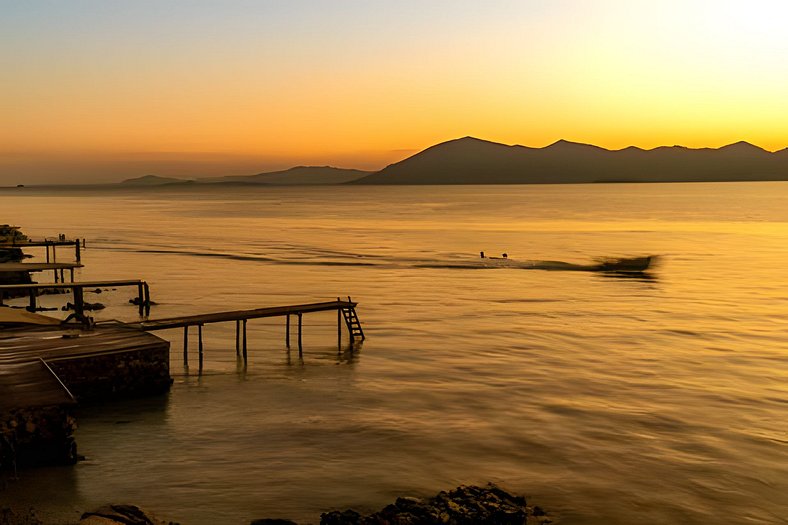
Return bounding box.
[1,183,787,524]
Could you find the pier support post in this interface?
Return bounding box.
[27,289,37,312]
[242,319,248,362]
[297,313,303,356]
[75,240,81,262]
[198,324,204,367]
[143,282,151,316]
[183,326,189,364]
[286,314,290,348]
[137,283,144,317]
[45,245,50,264]
[73,285,85,320]
[235,320,241,356]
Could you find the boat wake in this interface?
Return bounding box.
[99,243,658,274]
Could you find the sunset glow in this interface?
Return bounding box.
[2,0,787,183]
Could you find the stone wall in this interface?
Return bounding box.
[48,344,172,401]
[0,405,78,468]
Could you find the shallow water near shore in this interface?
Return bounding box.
[2,183,788,524]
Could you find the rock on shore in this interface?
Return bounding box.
[319,484,550,525]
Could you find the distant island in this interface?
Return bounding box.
[120,166,370,186]
[116,136,787,187]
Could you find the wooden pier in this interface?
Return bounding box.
[0,261,83,284]
[0,238,85,262]
[0,279,151,319]
[125,298,365,365]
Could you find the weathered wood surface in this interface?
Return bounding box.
[0,360,75,411]
[127,299,358,330]
[0,262,83,273]
[0,325,167,411]
[0,240,80,248]
[0,278,142,289]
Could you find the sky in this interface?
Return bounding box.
[1,0,787,184]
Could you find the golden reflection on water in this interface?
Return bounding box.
[1,182,787,525]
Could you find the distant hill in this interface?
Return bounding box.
[354,137,788,185]
[202,166,370,185]
[120,174,192,185]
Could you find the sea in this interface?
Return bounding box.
[1,182,787,524]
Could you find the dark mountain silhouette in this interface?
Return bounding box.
[201,166,370,185]
[120,174,192,185]
[354,137,788,185]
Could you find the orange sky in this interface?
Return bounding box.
[1,1,786,183]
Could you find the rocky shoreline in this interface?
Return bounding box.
[1,484,551,525]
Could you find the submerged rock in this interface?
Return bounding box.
[319,484,550,525]
[79,504,178,525]
[0,507,43,525]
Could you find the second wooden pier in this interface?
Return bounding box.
[124,298,365,365]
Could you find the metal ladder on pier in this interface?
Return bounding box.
[340,296,365,341]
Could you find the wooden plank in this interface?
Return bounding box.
[0,279,145,290]
[0,262,83,273]
[0,240,81,248]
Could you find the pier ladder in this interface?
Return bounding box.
[340,296,365,341]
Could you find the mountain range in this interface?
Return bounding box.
[120,137,788,186]
[355,137,788,184]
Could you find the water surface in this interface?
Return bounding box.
[1,183,787,524]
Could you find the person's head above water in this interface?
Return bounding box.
[502,253,508,258]
[480,251,485,258]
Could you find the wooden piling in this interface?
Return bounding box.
[286,314,290,348]
[235,320,240,356]
[242,319,248,361]
[137,283,144,317]
[75,240,81,262]
[297,313,303,356]
[143,282,151,316]
[27,289,37,312]
[198,324,204,365]
[73,286,84,319]
[183,326,189,363]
